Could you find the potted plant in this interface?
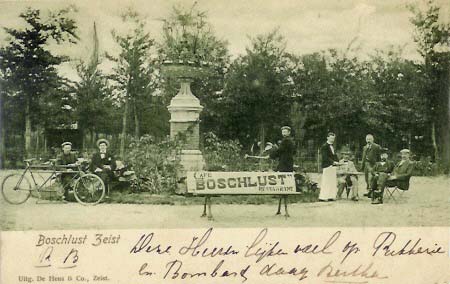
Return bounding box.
[159,3,224,79]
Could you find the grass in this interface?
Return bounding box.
[102,189,319,205]
[11,171,320,205]
[34,183,320,205]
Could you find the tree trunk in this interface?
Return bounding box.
[35,127,40,157]
[0,118,5,168]
[24,99,32,158]
[317,147,321,173]
[439,65,450,172]
[290,102,308,151]
[90,129,95,149]
[0,91,5,168]
[259,123,265,156]
[43,135,47,154]
[133,99,140,139]
[259,123,265,171]
[408,132,412,153]
[431,122,439,163]
[82,129,86,151]
[120,99,129,158]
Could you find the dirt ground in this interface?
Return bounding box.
[0,170,448,230]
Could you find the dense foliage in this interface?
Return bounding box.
[125,135,182,194]
[409,0,450,171]
[159,3,228,65]
[203,132,245,171]
[1,1,448,176]
[0,7,78,157]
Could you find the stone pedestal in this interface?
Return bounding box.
[167,79,205,175]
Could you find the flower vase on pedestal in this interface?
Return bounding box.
[161,62,211,194]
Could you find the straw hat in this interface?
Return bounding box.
[61,141,72,147]
[96,138,110,147]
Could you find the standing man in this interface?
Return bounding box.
[319,132,339,201]
[90,139,116,190]
[56,141,78,201]
[269,126,296,172]
[361,134,381,197]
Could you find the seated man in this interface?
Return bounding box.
[371,149,414,204]
[369,149,394,203]
[56,141,78,201]
[90,139,116,190]
[336,149,359,201]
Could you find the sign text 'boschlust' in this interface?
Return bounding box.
[186,172,297,195]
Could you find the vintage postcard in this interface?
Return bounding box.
[0,0,449,283]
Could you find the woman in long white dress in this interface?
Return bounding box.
[319,132,339,201]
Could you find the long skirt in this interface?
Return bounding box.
[319,166,337,200]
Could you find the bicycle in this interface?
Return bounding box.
[1,158,106,205]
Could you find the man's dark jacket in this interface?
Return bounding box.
[320,143,338,169]
[56,152,77,166]
[390,160,414,190]
[372,160,395,174]
[90,151,116,172]
[270,137,296,172]
[361,142,382,170]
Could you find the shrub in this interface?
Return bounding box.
[3,146,24,168]
[125,135,183,194]
[413,157,441,176]
[295,159,319,173]
[203,132,253,171]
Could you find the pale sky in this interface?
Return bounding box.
[0,0,427,81]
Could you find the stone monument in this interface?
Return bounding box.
[159,5,217,191]
[162,63,209,182]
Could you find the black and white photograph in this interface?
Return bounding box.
[0,0,449,231]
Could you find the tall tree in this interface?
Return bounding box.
[288,52,330,145]
[73,22,111,149]
[287,50,374,154]
[367,49,430,153]
[106,9,157,157]
[221,30,293,148]
[0,7,78,156]
[409,0,450,169]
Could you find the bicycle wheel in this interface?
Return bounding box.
[1,174,32,204]
[73,174,105,205]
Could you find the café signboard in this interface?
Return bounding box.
[186,171,297,195]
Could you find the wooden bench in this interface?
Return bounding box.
[186,171,301,220]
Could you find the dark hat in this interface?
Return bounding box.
[400,149,410,154]
[281,126,291,131]
[61,141,72,147]
[96,138,110,147]
[380,147,389,154]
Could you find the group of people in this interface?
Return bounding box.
[319,133,414,204]
[260,127,414,205]
[58,128,414,205]
[56,139,116,201]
